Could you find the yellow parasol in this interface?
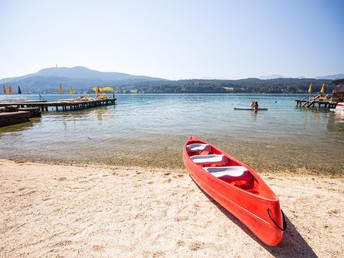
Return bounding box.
[101,87,114,92]
[8,86,13,94]
[92,87,100,95]
[2,85,6,94]
[308,83,312,93]
[320,84,325,93]
[69,86,73,94]
[59,83,63,93]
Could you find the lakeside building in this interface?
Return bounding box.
[332,78,344,102]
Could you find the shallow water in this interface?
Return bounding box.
[1,93,343,174]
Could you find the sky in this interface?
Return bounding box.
[0,0,343,80]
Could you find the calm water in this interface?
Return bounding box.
[1,93,343,175]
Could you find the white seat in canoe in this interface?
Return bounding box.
[203,166,254,189]
[190,154,226,164]
[186,143,211,152]
[203,166,248,177]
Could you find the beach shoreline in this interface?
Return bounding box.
[1,158,343,257]
[1,94,343,177]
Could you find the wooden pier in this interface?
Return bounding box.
[0,111,32,127]
[0,98,116,112]
[18,107,42,117]
[0,105,42,127]
[297,79,344,109]
[295,99,337,108]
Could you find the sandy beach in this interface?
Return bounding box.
[0,159,343,257]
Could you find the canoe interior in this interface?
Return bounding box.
[185,139,276,199]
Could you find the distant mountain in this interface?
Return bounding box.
[0,66,340,94]
[0,66,163,93]
[258,74,287,80]
[32,66,158,81]
[259,74,344,80]
[315,74,344,80]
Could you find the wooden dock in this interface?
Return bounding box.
[0,111,32,127]
[295,99,337,108]
[18,107,42,117]
[0,98,116,112]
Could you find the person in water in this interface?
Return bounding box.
[253,101,259,112]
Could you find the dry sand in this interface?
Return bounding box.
[0,159,343,257]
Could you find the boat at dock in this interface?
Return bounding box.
[330,102,344,112]
[183,136,286,246]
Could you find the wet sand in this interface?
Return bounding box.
[2,138,343,176]
[1,159,343,257]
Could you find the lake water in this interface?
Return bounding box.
[1,93,343,175]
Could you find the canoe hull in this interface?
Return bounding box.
[183,136,285,246]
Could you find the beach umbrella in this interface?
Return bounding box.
[92,87,99,95]
[69,86,73,94]
[101,87,114,92]
[320,84,325,93]
[8,86,12,94]
[308,83,312,93]
[2,85,6,94]
[59,83,63,93]
[18,86,22,94]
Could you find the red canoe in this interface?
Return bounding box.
[183,136,286,246]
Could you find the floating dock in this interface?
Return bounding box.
[0,106,41,127]
[0,111,32,127]
[18,107,42,117]
[0,98,116,112]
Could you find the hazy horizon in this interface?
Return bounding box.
[1,65,343,82]
[1,0,343,80]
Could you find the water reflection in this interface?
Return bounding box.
[93,106,116,121]
[46,106,117,139]
[334,111,344,122]
[0,117,41,134]
[327,111,344,132]
[250,111,258,121]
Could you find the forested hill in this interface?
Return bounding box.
[119,78,333,94]
[0,66,338,94]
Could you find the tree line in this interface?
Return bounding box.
[3,77,335,94]
[115,78,333,94]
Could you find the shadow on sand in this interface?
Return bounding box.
[195,183,317,257]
